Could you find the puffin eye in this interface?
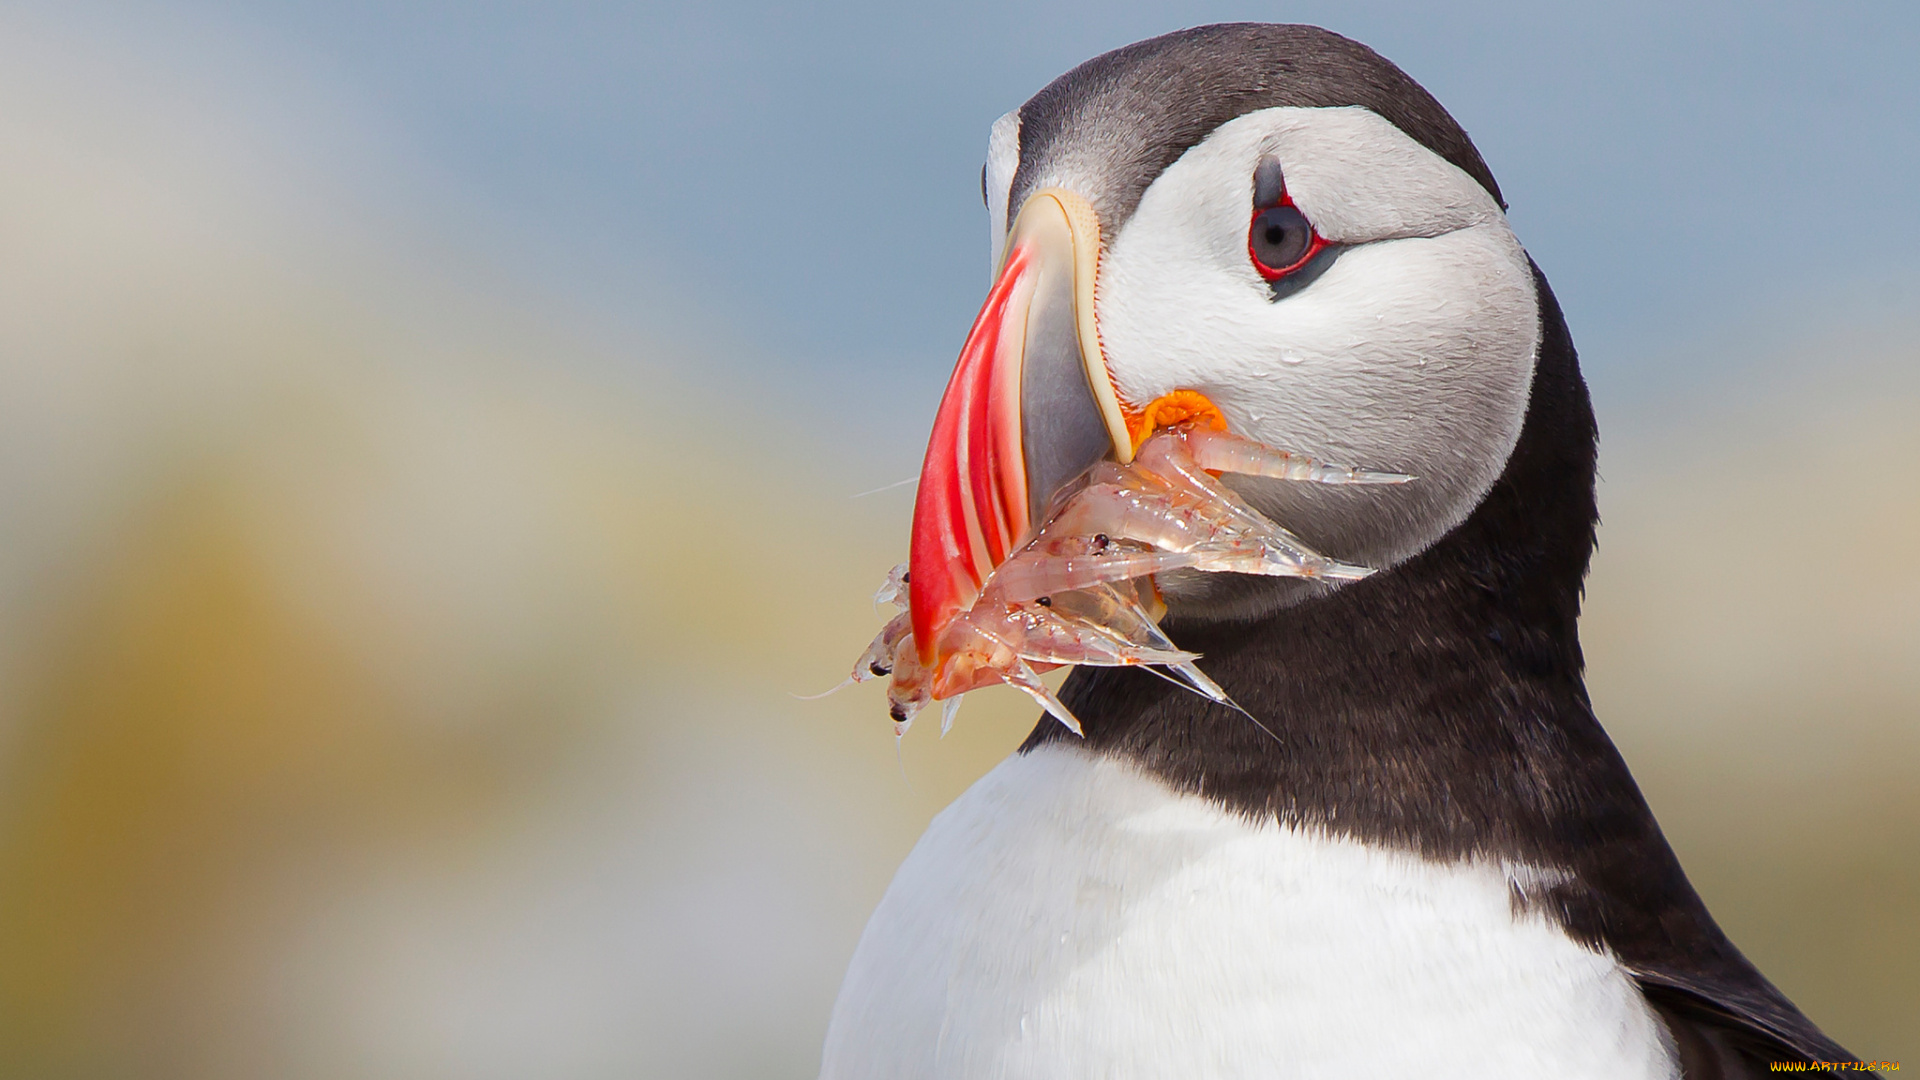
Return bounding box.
[1246,154,1328,283]
[1248,204,1323,280]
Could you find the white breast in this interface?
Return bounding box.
[820,745,1677,1080]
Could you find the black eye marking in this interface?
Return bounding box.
[1264,246,1341,302]
[1252,155,1287,208]
[1247,154,1331,287]
[981,163,989,207]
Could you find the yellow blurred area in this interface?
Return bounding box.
[0,31,1042,1075]
[0,20,1912,1079]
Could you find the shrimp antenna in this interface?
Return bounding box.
[893,731,915,790]
[792,678,855,701]
[852,476,917,499]
[1139,664,1283,746]
[1218,694,1283,745]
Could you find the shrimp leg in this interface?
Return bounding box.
[1049,583,1238,707]
[1001,656,1083,737]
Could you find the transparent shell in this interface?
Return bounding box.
[852,425,1410,735]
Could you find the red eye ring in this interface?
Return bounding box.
[1247,193,1330,282]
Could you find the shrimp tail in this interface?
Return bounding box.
[1182,425,1412,485]
[1168,660,1231,703]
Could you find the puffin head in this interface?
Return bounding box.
[910,23,1549,646]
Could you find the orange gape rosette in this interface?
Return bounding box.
[850,417,1410,737]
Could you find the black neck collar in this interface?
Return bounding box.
[1029,262,1605,861]
[1024,264,1834,1047]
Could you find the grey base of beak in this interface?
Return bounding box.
[1019,281,1115,529]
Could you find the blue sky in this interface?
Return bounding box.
[19,1,1920,452]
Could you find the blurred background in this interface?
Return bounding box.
[0,1,1914,1075]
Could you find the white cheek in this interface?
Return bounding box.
[1105,222,1536,453]
[1248,233,1518,449]
[1094,107,1540,585]
[1101,222,1538,579]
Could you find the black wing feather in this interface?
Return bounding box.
[1636,971,1860,1077]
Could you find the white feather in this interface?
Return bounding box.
[1095,107,1539,586]
[821,746,1678,1080]
[985,110,1021,276]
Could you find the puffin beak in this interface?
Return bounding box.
[908,187,1132,664]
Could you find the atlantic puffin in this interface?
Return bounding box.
[822,24,1860,1078]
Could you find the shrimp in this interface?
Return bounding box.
[852,609,912,683]
[963,592,1197,669]
[985,542,1200,604]
[1040,481,1277,575]
[872,561,909,611]
[881,630,932,734]
[1179,425,1412,485]
[1132,432,1373,580]
[843,423,1408,738]
[913,617,1084,736]
[1025,436,1371,582]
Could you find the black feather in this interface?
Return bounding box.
[1023,261,1856,1068]
[1009,23,1505,239]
